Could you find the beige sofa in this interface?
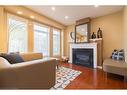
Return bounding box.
[0,53,57,89]
[103,58,127,77]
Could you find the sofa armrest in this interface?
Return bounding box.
[0,58,57,89]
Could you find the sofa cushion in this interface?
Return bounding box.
[20,53,43,61]
[0,53,24,64]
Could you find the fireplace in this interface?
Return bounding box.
[69,43,97,68]
[72,49,93,68]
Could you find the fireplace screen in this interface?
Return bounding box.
[72,49,93,68]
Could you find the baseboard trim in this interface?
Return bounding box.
[97,66,103,69]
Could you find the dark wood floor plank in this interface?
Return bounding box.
[59,62,127,89]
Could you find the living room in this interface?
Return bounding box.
[0,3,127,92]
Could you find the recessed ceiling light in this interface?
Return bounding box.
[17,11,23,14]
[94,5,99,8]
[51,7,56,11]
[30,16,35,19]
[65,16,69,19]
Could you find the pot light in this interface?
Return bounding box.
[30,16,35,19]
[51,7,56,11]
[65,16,69,19]
[94,5,99,8]
[17,11,23,14]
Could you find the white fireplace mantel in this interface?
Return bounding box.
[69,43,97,68]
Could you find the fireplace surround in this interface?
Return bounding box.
[72,48,93,68]
[69,43,97,68]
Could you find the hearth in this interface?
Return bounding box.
[72,49,93,68]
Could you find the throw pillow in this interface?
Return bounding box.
[111,49,118,60]
[117,49,124,60]
[0,53,24,64]
[111,49,124,61]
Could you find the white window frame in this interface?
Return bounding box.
[33,23,50,57]
[7,14,28,53]
[61,31,64,56]
[53,28,61,56]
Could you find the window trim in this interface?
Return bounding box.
[6,13,63,58]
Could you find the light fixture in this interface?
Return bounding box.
[30,16,35,19]
[65,16,69,19]
[17,11,23,14]
[51,7,56,11]
[94,5,99,8]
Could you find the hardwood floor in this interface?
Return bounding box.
[59,62,127,89]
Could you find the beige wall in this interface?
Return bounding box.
[0,6,65,57]
[123,6,127,63]
[0,6,125,61]
[64,11,124,60]
[64,25,75,57]
[0,6,8,53]
[28,21,34,52]
[91,11,124,59]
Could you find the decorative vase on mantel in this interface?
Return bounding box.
[97,27,102,38]
[91,32,96,39]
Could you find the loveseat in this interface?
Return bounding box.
[103,58,127,78]
[0,53,57,89]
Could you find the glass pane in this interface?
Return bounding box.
[34,24,49,57]
[8,17,27,53]
[61,31,64,56]
[53,29,60,56]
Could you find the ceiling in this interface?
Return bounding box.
[26,6,124,26]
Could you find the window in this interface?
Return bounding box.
[34,24,50,56]
[8,15,27,53]
[61,31,64,56]
[53,28,60,56]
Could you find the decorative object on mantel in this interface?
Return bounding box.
[91,32,96,39]
[97,27,103,38]
[70,32,75,41]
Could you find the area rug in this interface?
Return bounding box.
[51,66,81,90]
